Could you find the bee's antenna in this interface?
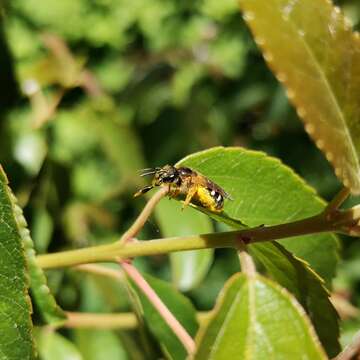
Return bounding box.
[140,171,157,177]
[138,168,154,172]
[139,167,162,177]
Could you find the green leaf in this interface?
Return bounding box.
[0,166,35,358]
[239,0,360,194]
[250,242,340,357]
[79,269,129,312]
[31,207,54,254]
[195,273,327,359]
[178,147,339,285]
[155,199,214,291]
[51,99,145,200]
[5,170,66,325]
[171,63,205,107]
[36,330,82,360]
[93,100,146,178]
[127,271,198,360]
[20,225,66,325]
[74,329,128,360]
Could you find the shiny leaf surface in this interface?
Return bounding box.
[239,0,360,193]
[178,147,339,285]
[195,273,326,359]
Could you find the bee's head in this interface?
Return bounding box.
[134,165,181,198]
[139,165,181,185]
[154,165,180,185]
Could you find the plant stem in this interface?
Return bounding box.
[120,187,168,244]
[75,264,124,281]
[64,311,138,329]
[121,261,196,355]
[37,212,344,269]
[333,330,360,360]
[324,187,350,217]
[61,311,211,329]
[237,243,256,277]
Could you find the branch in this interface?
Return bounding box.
[330,293,359,320]
[61,311,211,329]
[120,187,168,244]
[121,261,196,355]
[324,187,350,218]
[36,210,339,269]
[75,264,124,281]
[64,311,137,329]
[333,330,360,360]
[237,242,256,277]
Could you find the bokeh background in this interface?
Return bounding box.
[1,0,360,357]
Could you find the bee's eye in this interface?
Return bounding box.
[162,173,177,183]
[178,167,192,176]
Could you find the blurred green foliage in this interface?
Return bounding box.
[1,0,360,357]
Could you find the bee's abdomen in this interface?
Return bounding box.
[208,188,224,209]
[195,187,224,212]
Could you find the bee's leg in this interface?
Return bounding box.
[133,185,153,198]
[167,183,180,198]
[182,186,197,210]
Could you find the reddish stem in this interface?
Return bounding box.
[120,261,196,355]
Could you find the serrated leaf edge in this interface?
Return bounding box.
[0,166,66,325]
[239,1,360,193]
[0,165,36,357]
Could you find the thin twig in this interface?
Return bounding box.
[330,294,359,320]
[37,204,360,269]
[75,264,124,281]
[120,261,196,355]
[333,330,360,360]
[36,211,329,268]
[31,88,66,129]
[324,187,351,218]
[237,241,256,277]
[120,187,169,244]
[64,311,137,329]
[61,311,211,330]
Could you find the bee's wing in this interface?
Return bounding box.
[223,191,233,201]
[206,178,233,200]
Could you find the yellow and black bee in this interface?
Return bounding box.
[134,165,232,213]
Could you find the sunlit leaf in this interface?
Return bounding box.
[31,207,54,254]
[195,273,327,359]
[155,199,214,291]
[239,0,360,193]
[250,242,340,357]
[37,330,82,360]
[178,147,339,286]
[2,169,66,326]
[0,166,35,358]
[75,329,128,360]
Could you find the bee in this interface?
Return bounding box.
[134,165,232,213]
